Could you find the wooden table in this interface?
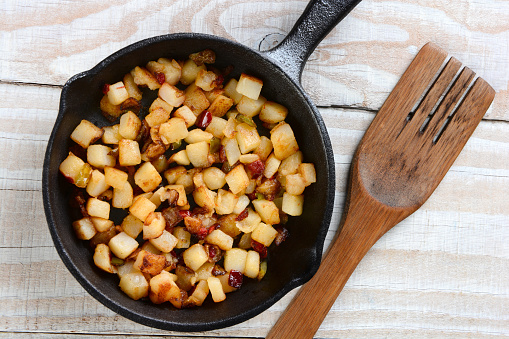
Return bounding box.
[1,0,508,338]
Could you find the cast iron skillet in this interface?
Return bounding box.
[43,0,361,331]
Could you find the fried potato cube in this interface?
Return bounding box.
[180,59,207,85]
[173,105,197,128]
[84,169,107,196]
[183,84,210,115]
[236,73,263,100]
[208,94,234,117]
[149,271,181,304]
[218,272,238,293]
[239,153,260,164]
[279,151,303,176]
[233,194,250,214]
[86,197,110,219]
[159,83,185,107]
[90,217,114,233]
[282,192,304,216]
[118,111,141,140]
[145,107,170,128]
[100,95,122,120]
[205,229,233,251]
[134,162,162,193]
[244,250,260,279]
[107,81,129,105]
[119,272,149,300]
[223,115,239,139]
[224,248,248,274]
[270,122,299,160]
[112,181,133,209]
[133,250,167,275]
[207,276,226,303]
[299,163,316,186]
[109,232,139,259]
[186,141,210,168]
[183,244,209,271]
[184,129,213,144]
[225,164,250,195]
[236,95,266,118]
[186,280,209,306]
[204,88,224,103]
[235,123,261,154]
[285,173,306,195]
[123,73,142,101]
[104,166,127,189]
[102,124,122,145]
[143,211,166,240]
[129,195,157,222]
[205,116,227,138]
[173,226,191,249]
[157,58,182,85]
[193,186,217,211]
[252,199,280,225]
[224,137,241,166]
[59,152,90,187]
[164,166,187,185]
[259,101,288,124]
[165,184,188,207]
[121,214,144,239]
[159,118,189,145]
[202,167,226,190]
[252,222,278,247]
[150,97,173,114]
[169,150,190,166]
[72,217,97,240]
[235,207,262,233]
[264,153,281,178]
[131,66,160,90]
[118,139,141,166]
[150,230,178,253]
[215,189,238,215]
[87,144,115,169]
[70,120,104,148]
[195,69,218,91]
[93,243,117,273]
[223,78,243,104]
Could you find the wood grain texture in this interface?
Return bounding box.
[0,0,508,337]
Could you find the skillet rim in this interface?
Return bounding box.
[42,32,335,331]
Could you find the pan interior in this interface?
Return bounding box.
[44,34,334,331]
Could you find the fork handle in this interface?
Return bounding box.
[267,182,405,339]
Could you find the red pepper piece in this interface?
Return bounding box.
[102,83,110,95]
[155,72,165,84]
[228,270,243,288]
[251,240,267,258]
[195,110,212,129]
[236,208,249,221]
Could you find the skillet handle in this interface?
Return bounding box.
[264,0,362,83]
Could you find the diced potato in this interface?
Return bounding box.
[214,189,238,215]
[183,84,210,115]
[143,211,166,240]
[131,66,160,90]
[107,81,129,105]
[217,214,241,238]
[186,280,209,306]
[117,261,137,279]
[180,59,207,85]
[145,107,170,127]
[149,186,167,208]
[164,166,187,185]
[70,120,104,148]
[118,139,141,166]
[183,244,208,271]
[236,73,263,100]
[252,199,280,225]
[264,153,281,178]
[100,95,122,120]
[279,151,303,176]
[129,196,157,222]
[271,122,299,160]
[119,272,149,300]
[86,169,110,197]
[93,243,117,273]
[159,118,189,145]
[233,194,250,214]
[123,73,143,101]
[149,230,178,253]
[186,141,210,168]
[150,97,173,114]
[224,248,248,274]
[169,149,190,166]
[235,207,262,233]
[205,229,233,251]
[133,250,167,275]
[205,117,227,138]
[195,69,218,91]
[102,124,122,145]
[149,270,181,304]
[159,83,185,107]
[90,217,114,233]
[282,192,304,216]
[121,214,144,238]
[175,172,194,194]
[59,152,90,187]
[235,123,261,154]
[86,197,110,219]
[259,101,288,123]
[236,95,266,117]
[225,164,250,195]
[208,95,234,117]
[244,250,260,279]
[104,166,128,189]
[157,58,182,85]
[239,153,260,164]
[223,78,243,104]
[173,105,197,128]
[202,167,226,190]
[299,163,316,186]
[223,115,239,139]
[193,185,217,211]
[218,272,238,293]
[207,276,226,302]
[72,217,97,240]
[87,144,116,169]
[173,226,191,249]
[112,181,133,209]
[224,137,241,166]
[109,232,139,259]
[251,222,278,247]
[204,88,224,103]
[285,173,306,195]
[195,262,215,281]
[134,162,162,193]
[184,129,213,144]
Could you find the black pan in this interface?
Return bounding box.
[43,0,361,331]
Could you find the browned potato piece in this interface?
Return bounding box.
[118,139,141,166]
[131,66,160,90]
[119,272,149,300]
[236,73,263,100]
[134,162,162,193]
[208,95,234,117]
[72,217,97,240]
[149,271,181,304]
[270,122,299,160]
[93,243,117,273]
[70,120,104,148]
[133,250,167,275]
